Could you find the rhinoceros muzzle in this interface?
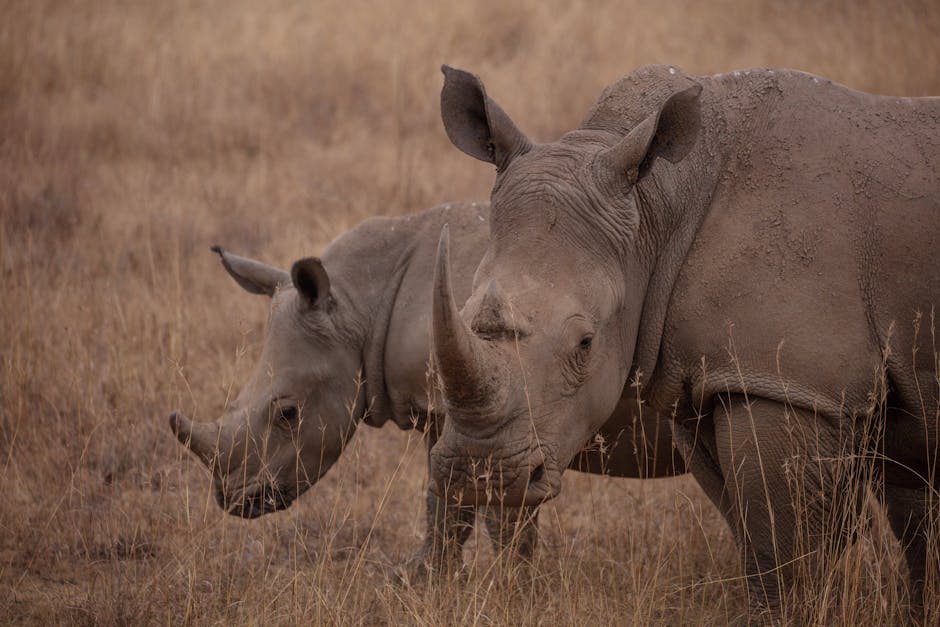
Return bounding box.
[171,410,298,518]
[215,481,294,519]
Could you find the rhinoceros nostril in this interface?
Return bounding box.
[529,463,545,485]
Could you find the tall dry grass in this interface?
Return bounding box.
[1,0,939,623]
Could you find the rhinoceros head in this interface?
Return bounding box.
[169,247,365,518]
[430,66,700,506]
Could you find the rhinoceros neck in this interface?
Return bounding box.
[627,69,809,385]
[627,77,743,383]
[578,64,733,383]
[321,204,490,430]
[320,215,424,429]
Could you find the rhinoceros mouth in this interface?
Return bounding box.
[216,482,294,519]
[430,445,562,507]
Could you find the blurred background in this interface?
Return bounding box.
[2,1,938,623]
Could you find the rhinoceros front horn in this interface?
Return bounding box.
[431,226,502,417]
[169,411,220,467]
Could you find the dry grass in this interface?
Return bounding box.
[1,0,939,624]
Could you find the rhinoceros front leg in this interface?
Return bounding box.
[406,488,476,580]
[400,417,543,584]
[398,418,476,584]
[712,394,866,614]
[405,486,541,583]
[878,468,934,618]
[483,505,539,561]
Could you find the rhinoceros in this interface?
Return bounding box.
[168,201,683,575]
[429,65,940,609]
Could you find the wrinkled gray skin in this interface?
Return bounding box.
[431,65,940,611]
[169,201,683,577]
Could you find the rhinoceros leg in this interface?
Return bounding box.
[880,481,932,613]
[418,488,476,571]
[398,418,476,583]
[874,402,939,616]
[482,505,539,560]
[712,394,866,612]
[403,493,541,583]
[401,419,543,584]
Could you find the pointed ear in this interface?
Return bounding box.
[596,82,702,185]
[440,65,532,171]
[211,245,290,296]
[291,257,331,308]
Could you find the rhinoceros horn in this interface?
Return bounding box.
[169,411,221,467]
[432,226,503,418]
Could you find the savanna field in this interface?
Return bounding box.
[2,1,940,624]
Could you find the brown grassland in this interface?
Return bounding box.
[2,0,940,624]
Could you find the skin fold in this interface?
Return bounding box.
[430,64,940,611]
[169,201,683,578]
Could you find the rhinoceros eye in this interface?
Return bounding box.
[579,334,593,351]
[276,403,299,423]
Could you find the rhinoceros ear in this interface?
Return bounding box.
[596,82,702,185]
[440,65,532,171]
[212,245,291,297]
[291,257,331,308]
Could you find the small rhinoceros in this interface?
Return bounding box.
[169,201,683,574]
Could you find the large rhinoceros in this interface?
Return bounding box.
[429,65,940,609]
[169,201,682,575]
